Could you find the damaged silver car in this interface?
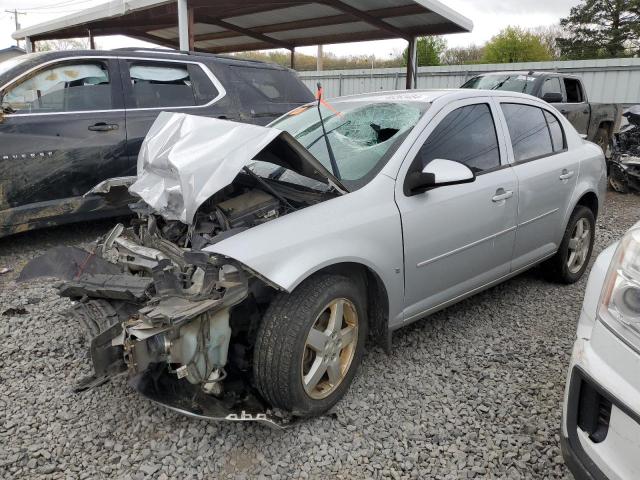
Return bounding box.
[21,90,606,426]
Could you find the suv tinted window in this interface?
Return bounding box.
[416,103,500,173]
[231,66,312,104]
[564,78,584,103]
[126,61,218,109]
[501,103,554,162]
[2,61,112,113]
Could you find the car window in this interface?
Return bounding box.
[126,61,218,109]
[545,110,566,152]
[541,77,562,97]
[501,103,554,162]
[2,61,112,113]
[564,78,584,103]
[231,65,313,104]
[461,74,536,95]
[415,103,501,174]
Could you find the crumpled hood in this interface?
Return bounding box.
[129,112,345,224]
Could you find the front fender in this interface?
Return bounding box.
[204,175,405,327]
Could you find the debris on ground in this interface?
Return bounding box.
[2,307,28,316]
[0,267,12,275]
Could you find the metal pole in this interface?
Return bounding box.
[290,48,295,69]
[88,29,96,50]
[177,0,189,51]
[405,37,417,89]
[317,45,323,71]
[24,36,33,53]
[409,37,418,89]
[5,9,24,47]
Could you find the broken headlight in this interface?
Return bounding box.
[598,226,640,348]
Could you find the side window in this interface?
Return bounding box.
[541,77,562,97]
[501,103,553,162]
[231,65,314,104]
[2,61,112,113]
[564,78,584,103]
[415,103,501,173]
[126,61,218,109]
[544,111,566,152]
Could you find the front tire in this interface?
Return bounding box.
[542,206,595,284]
[253,274,367,417]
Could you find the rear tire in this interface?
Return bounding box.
[542,206,595,284]
[253,274,367,417]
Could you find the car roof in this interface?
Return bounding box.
[328,88,541,103]
[13,49,290,71]
[471,70,580,79]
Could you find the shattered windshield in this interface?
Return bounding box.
[462,74,537,95]
[270,100,429,189]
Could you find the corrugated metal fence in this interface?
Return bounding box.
[298,58,640,105]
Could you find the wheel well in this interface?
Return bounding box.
[309,262,390,348]
[576,192,599,219]
[598,121,613,136]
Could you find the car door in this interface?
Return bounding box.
[557,77,590,135]
[498,101,579,270]
[0,57,126,210]
[120,58,227,167]
[395,98,518,322]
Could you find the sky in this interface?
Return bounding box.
[0,0,583,58]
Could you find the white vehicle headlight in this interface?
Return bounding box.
[598,227,640,346]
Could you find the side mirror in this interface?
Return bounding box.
[404,159,475,196]
[542,92,563,103]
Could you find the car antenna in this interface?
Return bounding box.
[522,70,535,93]
[316,83,341,180]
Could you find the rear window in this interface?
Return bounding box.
[126,61,218,109]
[501,103,557,162]
[231,65,313,104]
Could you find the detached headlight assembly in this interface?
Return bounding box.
[599,227,640,346]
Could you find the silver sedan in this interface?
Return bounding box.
[23,89,606,425]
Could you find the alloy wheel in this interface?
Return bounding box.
[301,298,358,400]
[567,218,591,274]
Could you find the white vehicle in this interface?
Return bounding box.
[561,221,640,479]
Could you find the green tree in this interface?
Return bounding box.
[482,27,553,63]
[402,36,447,67]
[557,0,640,59]
[441,45,485,65]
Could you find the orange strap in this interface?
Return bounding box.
[316,87,342,117]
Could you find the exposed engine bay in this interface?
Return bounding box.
[609,106,640,194]
[18,113,342,427]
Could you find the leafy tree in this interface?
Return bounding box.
[557,0,640,59]
[36,38,90,52]
[441,45,485,65]
[402,36,447,66]
[482,27,553,63]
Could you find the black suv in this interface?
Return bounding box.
[0,49,314,237]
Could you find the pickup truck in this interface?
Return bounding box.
[0,49,314,237]
[461,71,622,154]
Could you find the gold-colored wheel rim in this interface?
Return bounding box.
[301,298,358,400]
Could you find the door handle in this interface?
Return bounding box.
[89,123,119,132]
[492,189,513,202]
[559,169,575,181]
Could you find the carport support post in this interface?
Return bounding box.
[24,36,33,53]
[290,48,296,69]
[406,36,418,89]
[88,29,95,50]
[177,0,191,51]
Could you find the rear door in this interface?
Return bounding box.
[0,57,126,210]
[497,100,579,269]
[119,58,227,166]
[557,77,590,135]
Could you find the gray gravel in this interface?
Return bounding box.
[1,193,638,480]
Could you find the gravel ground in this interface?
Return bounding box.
[0,192,638,480]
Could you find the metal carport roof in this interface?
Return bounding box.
[11,0,473,88]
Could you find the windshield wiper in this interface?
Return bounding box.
[491,76,510,90]
[316,83,341,180]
